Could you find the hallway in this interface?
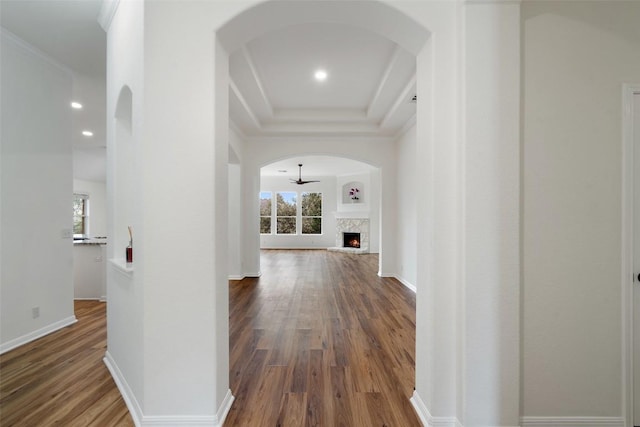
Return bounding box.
[0,250,418,426]
[226,250,419,426]
[0,301,134,426]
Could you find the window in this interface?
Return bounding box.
[73,193,89,236]
[259,191,324,235]
[301,192,322,234]
[276,192,297,234]
[260,192,272,234]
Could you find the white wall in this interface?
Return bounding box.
[395,124,417,290]
[103,0,145,416]
[259,174,338,249]
[229,127,246,279]
[522,1,640,420]
[0,30,75,353]
[73,244,106,300]
[462,3,521,425]
[228,163,243,278]
[73,179,107,237]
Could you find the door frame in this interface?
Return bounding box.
[622,83,640,427]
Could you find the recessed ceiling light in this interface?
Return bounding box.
[314,69,328,82]
[82,130,94,137]
[71,101,83,109]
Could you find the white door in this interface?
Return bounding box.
[634,90,640,427]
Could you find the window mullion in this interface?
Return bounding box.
[271,191,276,234]
[297,191,301,235]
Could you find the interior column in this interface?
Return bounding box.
[461,1,521,425]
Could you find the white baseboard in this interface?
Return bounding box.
[520,417,625,427]
[410,393,624,427]
[104,351,144,425]
[216,389,235,426]
[394,275,417,293]
[0,315,77,354]
[410,391,462,427]
[140,414,220,425]
[243,271,261,278]
[104,352,235,426]
[228,275,245,281]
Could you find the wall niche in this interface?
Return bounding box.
[342,181,364,204]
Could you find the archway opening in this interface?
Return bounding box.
[218,1,430,423]
[258,155,380,252]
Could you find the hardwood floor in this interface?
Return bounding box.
[0,300,134,427]
[0,250,419,426]
[226,250,419,426]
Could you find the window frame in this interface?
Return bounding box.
[73,193,89,237]
[259,190,324,236]
[259,191,273,235]
[301,191,322,235]
[276,191,297,235]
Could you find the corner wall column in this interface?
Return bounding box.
[139,1,231,420]
[461,1,521,425]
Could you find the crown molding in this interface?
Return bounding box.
[230,78,262,130]
[367,45,402,118]
[98,0,120,32]
[0,27,73,76]
[379,74,416,129]
[395,114,417,139]
[230,119,249,141]
[269,108,368,123]
[245,134,394,145]
[241,46,274,117]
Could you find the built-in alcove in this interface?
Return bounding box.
[112,86,134,268]
[342,181,364,204]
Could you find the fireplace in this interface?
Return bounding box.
[328,217,369,254]
[343,232,361,248]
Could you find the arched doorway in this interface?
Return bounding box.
[106,0,510,423]
[257,155,382,253]
[217,1,431,424]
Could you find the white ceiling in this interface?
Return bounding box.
[0,0,105,78]
[229,22,416,139]
[1,2,415,180]
[261,156,374,177]
[1,0,107,182]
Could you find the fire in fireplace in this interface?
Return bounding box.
[343,232,361,248]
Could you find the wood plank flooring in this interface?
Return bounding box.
[0,300,134,426]
[225,250,419,426]
[0,250,418,426]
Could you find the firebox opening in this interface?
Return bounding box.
[343,232,361,249]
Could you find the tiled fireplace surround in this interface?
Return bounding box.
[328,218,369,254]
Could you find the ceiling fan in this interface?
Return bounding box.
[290,163,320,185]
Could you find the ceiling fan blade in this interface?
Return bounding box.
[292,164,320,185]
